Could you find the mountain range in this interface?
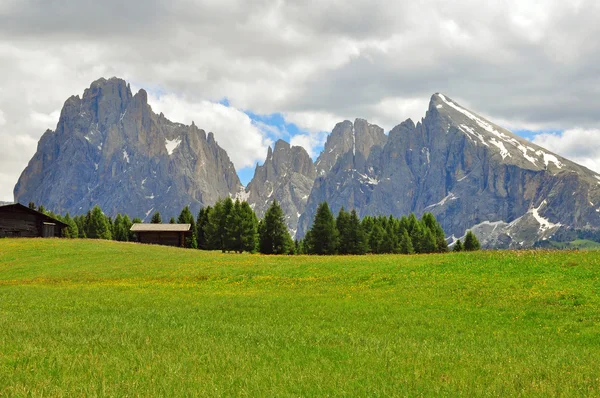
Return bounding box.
[14,77,600,248]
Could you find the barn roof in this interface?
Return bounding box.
[130,223,192,232]
[0,203,69,228]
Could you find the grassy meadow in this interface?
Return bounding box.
[1,239,599,396]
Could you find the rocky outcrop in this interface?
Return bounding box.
[245,139,316,237]
[14,77,242,220]
[299,95,600,247]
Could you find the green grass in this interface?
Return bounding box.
[545,239,600,250]
[1,239,600,396]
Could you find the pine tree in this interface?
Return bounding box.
[113,214,129,242]
[224,200,243,252]
[422,212,448,253]
[28,202,36,210]
[62,213,79,239]
[169,217,176,224]
[259,200,292,254]
[197,206,212,250]
[178,206,198,248]
[464,231,481,251]
[306,202,338,255]
[239,201,258,253]
[74,215,87,238]
[335,207,352,254]
[151,212,162,224]
[206,200,226,250]
[122,215,133,241]
[368,224,385,254]
[398,229,414,254]
[453,239,463,252]
[87,205,112,240]
[348,210,368,255]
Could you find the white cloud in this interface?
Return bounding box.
[290,132,329,159]
[146,93,272,169]
[1,0,600,200]
[0,109,5,126]
[532,129,600,173]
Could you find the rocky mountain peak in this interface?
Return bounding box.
[15,77,242,221]
[245,139,316,236]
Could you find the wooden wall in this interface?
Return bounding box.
[0,206,63,238]
[138,231,184,247]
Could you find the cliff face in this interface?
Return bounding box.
[14,77,242,220]
[15,78,600,247]
[245,139,316,237]
[298,95,600,247]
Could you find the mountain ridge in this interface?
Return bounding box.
[13,77,600,247]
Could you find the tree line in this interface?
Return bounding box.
[29,199,479,254]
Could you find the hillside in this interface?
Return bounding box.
[1,239,600,395]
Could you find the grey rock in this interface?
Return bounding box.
[14,77,242,220]
[299,94,600,247]
[244,139,316,237]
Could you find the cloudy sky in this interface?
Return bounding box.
[1,0,599,201]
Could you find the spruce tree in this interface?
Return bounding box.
[197,206,212,250]
[398,229,414,254]
[169,217,176,224]
[453,239,463,252]
[62,213,79,239]
[368,224,385,254]
[178,206,198,248]
[87,205,112,240]
[306,202,338,255]
[225,200,243,252]
[336,207,352,254]
[239,201,258,253]
[151,211,162,224]
[206,200,226,250]
[122,215,133,241]
[464,231,481,251]
[259,200,291,254]
[113,214,129,242]
[348,210,368,255]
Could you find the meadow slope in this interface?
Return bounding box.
[1,239,599,396]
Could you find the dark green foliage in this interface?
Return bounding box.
[368,224,385,254]
[151,212,162,224]
[453,239,463,252]
[306,202,338,255]
[464,231,481,251]
[224,200,243,252]
[61,213,79,239]
[259,200,292,254]
[398,229,414,254]
[196,207,212,250]
[28,202,36,210]
[169,217,176,224]
[178,206,198,249]
[86,205,112,240]
[239,201,259,253]
[335,207,352,255]
[112,214,129,242]
[348,210,368,255]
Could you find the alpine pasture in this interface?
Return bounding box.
[1,239,599,396]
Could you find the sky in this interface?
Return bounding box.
[1,0,600,201]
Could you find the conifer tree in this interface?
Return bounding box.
[336,207,352,254]
[464,231,481,251]
[196,206,212,250]
[122,215,133,241]
[398,229,414,254]
[113,214,129,242]
[169,217,176,224]
[306,202,338,255]
[369,224,385,254]
[453,239,463,252]
[62,213,79,238]
[178,206,198,248]
[348,209,368,254]
[225,200,243,252]
[259,200,291,254]
[87,205,112,240]
[151,211,162,224]
[239,201,258,253]
[206,200,226,250]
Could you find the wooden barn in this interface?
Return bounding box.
[130,223,192,247]
[0,203,68,238]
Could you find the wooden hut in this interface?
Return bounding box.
[0,203,68,238]
[130,223,192,247]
